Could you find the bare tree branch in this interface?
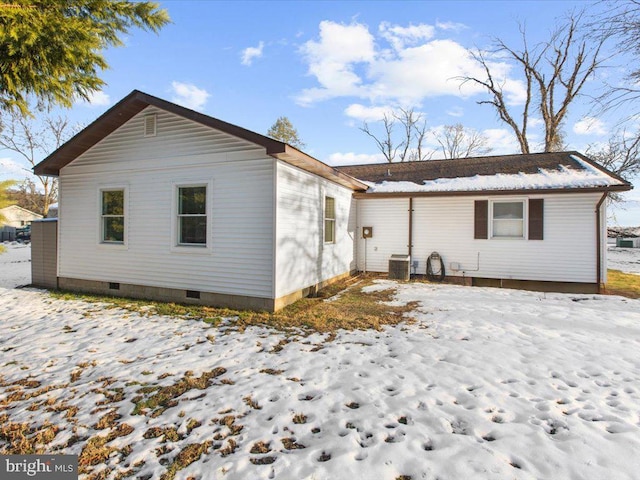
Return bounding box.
[458,12,605,153]
[433,124,493,159]
[0,110,78,216]
[360,114,403,163]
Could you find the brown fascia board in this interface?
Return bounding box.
[352,184,632,199]
[33,90,367,191]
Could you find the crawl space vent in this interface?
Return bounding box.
[144,114,157,137]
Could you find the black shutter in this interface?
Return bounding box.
[474,200,488,239]
[529,198,544,240]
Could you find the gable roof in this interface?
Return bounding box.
[337,151,632,197]
[0,204,43,218]
[33,90,367,191]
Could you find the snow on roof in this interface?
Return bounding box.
[363,154,627,193]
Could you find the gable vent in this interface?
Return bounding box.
[144,114,157,137]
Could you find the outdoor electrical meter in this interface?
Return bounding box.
[362,226,373,238]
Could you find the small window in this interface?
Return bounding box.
[492,201,524,238]
[324,196,335,243]
[178,186,207,245]
[101,189,125,243]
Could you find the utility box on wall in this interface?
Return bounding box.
[389,254,410,281]
[362,226,373,238]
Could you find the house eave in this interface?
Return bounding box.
[270,145,368,191]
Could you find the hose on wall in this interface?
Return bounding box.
[426,251,446,282]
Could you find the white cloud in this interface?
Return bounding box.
[344,104,393,122]
[296,21,525,108]
[241,41,265,66]
[573,117,608,136]
[379,22,435,51]
[326,152,385,166]
[170,82,210,111]
[297,21,375,105]
[0,157,34,182]
[482,128,520,155]
[75,90,111,107]
[446,106,464,117]
[435,21,468,32]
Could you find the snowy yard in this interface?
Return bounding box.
[0,244,640,479]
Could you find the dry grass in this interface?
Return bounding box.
[132,368,226,416]
[243,395,262,410]
[281,437,306,450]
[159,441,212,480]
[50,274,417,334]
[0,415,59,454]
[292,413,307,424]
[250,440,270,454]
[604,269,640,299]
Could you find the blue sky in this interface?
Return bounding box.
[1,0,638,225]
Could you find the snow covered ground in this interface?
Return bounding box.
[0,242,31,288]
[1,242,640,479]
[608,246,640,274]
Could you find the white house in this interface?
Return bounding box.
[33,91,632,310]
[0,205,43,228]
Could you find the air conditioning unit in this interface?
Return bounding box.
[389,254,410,281]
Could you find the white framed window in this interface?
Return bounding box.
[491,200,525,238]
[324,196,335,244]
[176,184,208,247]
[100,188,126,244]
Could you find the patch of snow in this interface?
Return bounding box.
[364,163,624,193]
[608,246,640,274]
[0,282,639,479]
[0,242,31,288]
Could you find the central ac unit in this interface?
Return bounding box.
[388,254,410,281]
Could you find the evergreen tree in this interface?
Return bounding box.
[267,116,305,149]
[0,1,170,114]
[0,179,16,223]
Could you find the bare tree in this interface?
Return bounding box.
[0,111,78,216]
[590,1,640,114]
[360,109,435,162]
[459,12,606,153]
[586,130,640,181]
[360,113,402,163]
[433,123,493,159]
[411,116,432,161]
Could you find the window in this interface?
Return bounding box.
[324,196,335,243]
[101,189,125,243]
[178,186,207,245]
[492,201,524,238]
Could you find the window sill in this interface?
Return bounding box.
[98,242,128,250]
[170,244,212,255]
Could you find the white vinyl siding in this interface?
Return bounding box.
[58,107,274,298]
[275,161,355,298]
[356,193,603,284]
[357,198,410,273]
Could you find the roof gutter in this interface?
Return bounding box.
[596,192,608,293]
[352,184,631,199]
